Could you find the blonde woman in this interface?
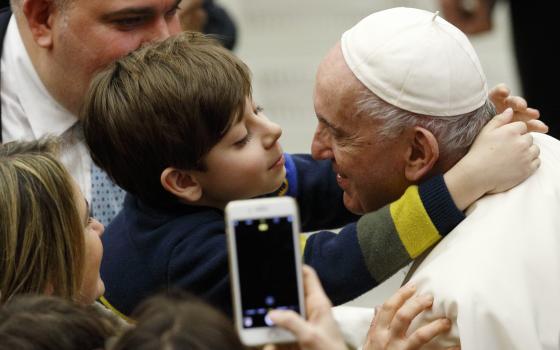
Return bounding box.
[0,138,104,305]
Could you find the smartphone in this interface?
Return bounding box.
[225,197,305,346]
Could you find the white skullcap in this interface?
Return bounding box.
[341,7,488,117]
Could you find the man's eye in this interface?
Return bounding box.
[166,4,179,18]
[113,17,146,29]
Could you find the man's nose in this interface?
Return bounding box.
[311,128,333,160]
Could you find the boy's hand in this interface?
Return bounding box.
[364,284,458,350]
[444,108,540,210]
[465,107,539,194]
[489,83,548,133]
[264,266,347,350]
[471,108,540,194]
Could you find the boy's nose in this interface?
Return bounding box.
[263,120,282,149]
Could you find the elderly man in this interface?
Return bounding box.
[311,7,559,349]
[0,0,181,224]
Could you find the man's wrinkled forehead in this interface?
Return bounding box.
[317,42,349,84]
[316,43,365,119]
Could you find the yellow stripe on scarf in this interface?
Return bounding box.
[390,186,440,258]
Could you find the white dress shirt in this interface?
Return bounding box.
[1,16,92,202]
[406,133,560,350]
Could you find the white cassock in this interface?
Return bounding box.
[406,133,560,350]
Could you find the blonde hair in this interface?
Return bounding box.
[0,139,85,304]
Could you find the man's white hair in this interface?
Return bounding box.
[355,87,496,161]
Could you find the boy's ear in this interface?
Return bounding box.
[404,127,440,182]
[160,167,202,203]
[23,0,56,48]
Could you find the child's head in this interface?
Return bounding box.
[82,32,285,210]
[110,290,246,350]
[0,139,105,305]
[0,295,120,350]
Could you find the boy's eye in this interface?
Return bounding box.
[235,132,252,147]
[254,105,264,114]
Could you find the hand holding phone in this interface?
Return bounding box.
[264,265,348,350]
[226,197,305,346]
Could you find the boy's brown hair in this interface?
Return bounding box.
[82,32,252,207]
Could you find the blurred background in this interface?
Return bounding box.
[215,0,519,307]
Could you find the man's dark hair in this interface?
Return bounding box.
[82,32,251,207]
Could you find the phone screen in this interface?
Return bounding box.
[234,215,300,329]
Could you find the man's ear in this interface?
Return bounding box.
[404,127,439,182]
[160,167,203,203]
[23,0,56,48]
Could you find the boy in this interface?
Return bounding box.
[82,32,537,317]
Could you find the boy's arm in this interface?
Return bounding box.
[303,174,462,305]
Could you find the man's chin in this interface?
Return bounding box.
[343,192,365,215]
